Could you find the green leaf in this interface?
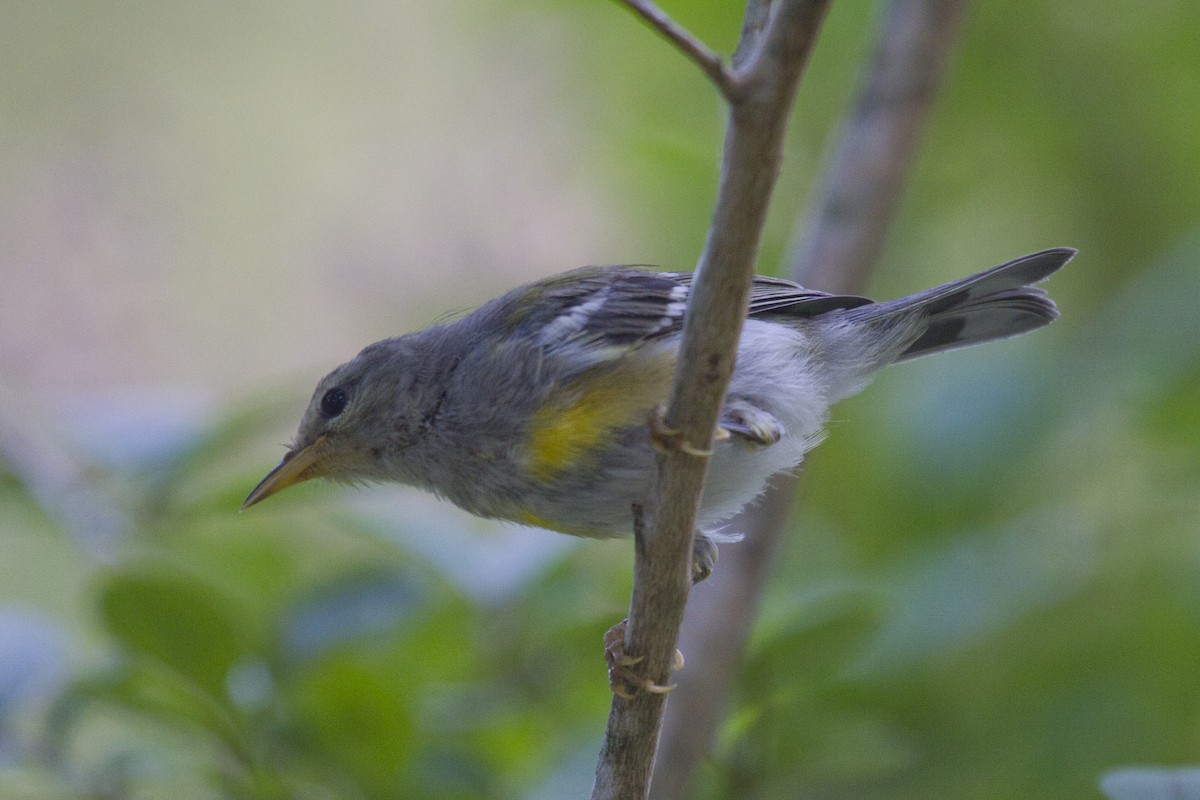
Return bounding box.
[745,588,883,690]
[289,656,416,795]
[98,568,248,699]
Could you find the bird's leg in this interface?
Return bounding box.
[604,529,715,698]
[648,404,714,457]
[692,531,719,584]
[718,400,784,447]
[604,619,683,699]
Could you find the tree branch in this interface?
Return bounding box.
[615,0,739,100]
[651,2,972,797]
[591,3,832,799]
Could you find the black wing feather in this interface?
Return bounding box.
[511,265,870,351]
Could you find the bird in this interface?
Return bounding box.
[244,247,1073,585]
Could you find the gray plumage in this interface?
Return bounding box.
[245,248,1074,575]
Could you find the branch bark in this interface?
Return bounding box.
[650,2,972,797]
[591,2,831,799]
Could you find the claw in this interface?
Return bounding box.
[603,618,685,698]
[719,401,784,447]
[648,405,713,458]
[692,534,719,583]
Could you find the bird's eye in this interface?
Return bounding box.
[320,387,348,418]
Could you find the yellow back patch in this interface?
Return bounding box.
[525,352,672,481]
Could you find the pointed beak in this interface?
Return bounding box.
[241,435,331,510]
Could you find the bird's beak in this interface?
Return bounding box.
[241,435,331,510]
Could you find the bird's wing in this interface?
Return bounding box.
[739,274,872,317]
[521,266,691,349]
[506,266,871,359]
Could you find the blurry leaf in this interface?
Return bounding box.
[348,490,578,604]
[44,661,382,800]
[98,569,249,698]
[54,387,215,473]
[164,398,291,477]
[713,705,914,799]
[882,346,1065,493]
[0,765,83,800]
[1101,767,1200,800]
[142,398,296,516]
[413,750,491,799]
[0,607,68,720]
[745,587,882,689]
[281,567,425,664]
[38,665,256,800]
[46,663,245,761]
[1072,236,1200,405]
[526,742,597,800]
[290,656,417,796]
[849,508,1096,678]
[156,520,307,621]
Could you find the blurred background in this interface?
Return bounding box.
[2,1,1198,798]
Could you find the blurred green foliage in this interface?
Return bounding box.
[2,1,1200,799]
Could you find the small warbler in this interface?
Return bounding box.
[244,248,1073,579]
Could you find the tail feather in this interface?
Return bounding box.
[847,247,1075,361]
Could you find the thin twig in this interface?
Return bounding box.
[590,2,832,799]
[651,2,972,797]
[615,0,740,100]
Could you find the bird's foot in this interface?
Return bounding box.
[692,533,719,584]
[718,401,784,447]
[648,405,714,458]
[603,619,684,699]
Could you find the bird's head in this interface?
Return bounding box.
[241,338,424,509]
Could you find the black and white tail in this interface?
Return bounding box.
[845,247,1076,361]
